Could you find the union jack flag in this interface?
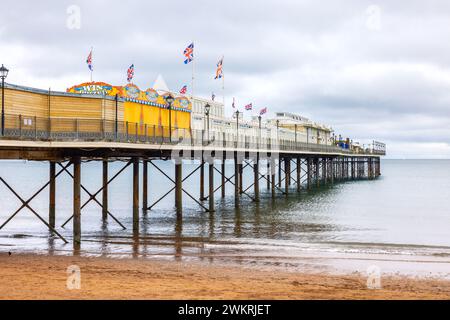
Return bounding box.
[214,57,223,79]
[259,107,267,115]
[244,103,252,111]
[183,43,194,64]
[127,64,134,82]
[86,49,93,71]
[179,85,187,94]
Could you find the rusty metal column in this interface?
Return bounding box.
[284,158,290,195]
[73,157,81,245]
[200,156,205,200]
[278,158,282,188]
[323,158,327,184]
[271,158,276,198]
[286,158,291,186]
[133,157,139,232]
[351,158,355,179]
[209,160,215,212]
[234,152,239,207]
[330,158,334,184]
[221,157,226,198]
[296,157,301,192]
[175,160,182,214]
[238,163,243,194]
[315,158,320,188]
[266,161,271,190]
[102,159,108,219]
[254,154,260,202]
[49,161,56,229]
[142,160,148,212]
[307,158,311,190]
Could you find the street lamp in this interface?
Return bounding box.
[234,110,240,147]
[1,64,9,136]
[294,124,297,145]
[276,119,279,141]
[204,103,211,143]
[165,94,175,142]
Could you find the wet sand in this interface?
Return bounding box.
[1,253,449,300]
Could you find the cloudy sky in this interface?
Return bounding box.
[1,0,450,158]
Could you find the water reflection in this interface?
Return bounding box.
[4,160,450,278]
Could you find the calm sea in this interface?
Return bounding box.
[1,159,449,278]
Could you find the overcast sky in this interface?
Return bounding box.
[1,0,450,158]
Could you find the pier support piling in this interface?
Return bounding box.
[142,160,148,212]
[102,159,108,220]
[73,157,81,245]
[254,154,260,202]
[234,152,239,207]
[200,156,205,201]
[307,158,311,190]
[271,158,276,198]
[49,161,56,229]
[238,163,243,195]
[175,161,183,214]
[208,161,215,212]
[221,159,226,198]
[284,158,290,195]
[133,157,139,232]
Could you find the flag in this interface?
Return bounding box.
[259,107,267,115]
[86,49,93,71]
[232,97,235,108]
[244,103,252,111]
[212,92,215,101]
[183,43,194,64]
[214,57,223,79]
[179,85,187,94]
[127,64,134,82]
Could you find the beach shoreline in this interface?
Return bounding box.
[1,252,449,300]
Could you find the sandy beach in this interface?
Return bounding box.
[0,252,449,300]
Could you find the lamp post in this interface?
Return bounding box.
[276,119,279,141]
[294,124,297,145]
[165,94,175,142]
[204,103,211,143]
[1,64,9,136]
[235,110,240,147]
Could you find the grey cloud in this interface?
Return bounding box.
[1,0,450,157]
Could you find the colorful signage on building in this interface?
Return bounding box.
[67,82,191,112]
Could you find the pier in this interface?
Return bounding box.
[0,82,385,247]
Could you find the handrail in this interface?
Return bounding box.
[0,114,385,155]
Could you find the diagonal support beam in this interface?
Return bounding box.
[0,177,68,243]
[148,161,209,211]
[58,162,126,229]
